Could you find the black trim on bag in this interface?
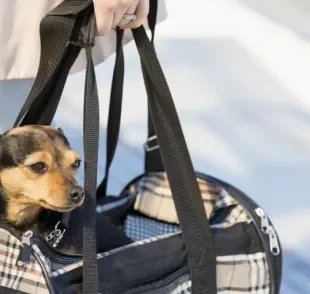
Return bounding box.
[114,268,189,294]
[96,192,136,226]
[123,212,264,256]
[52,221,263,291]
[0,210,264,268]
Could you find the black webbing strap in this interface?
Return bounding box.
[132,26,217,293]
[13,1,99,293]
[13,1,93,127]
[144,0,164,173]
[96,1,160,198]
[83,43,100,294]
[148,0,157,44]
[96,29,124,199]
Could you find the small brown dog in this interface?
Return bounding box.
[0,125,84,225]
[0,125,85,252]
[0,125,132,256]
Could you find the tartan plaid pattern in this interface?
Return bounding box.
[0,228,49,294]
[163,252,269,294]
[216,253,270,293]
[131,172,251,229]
[170,253,269,293]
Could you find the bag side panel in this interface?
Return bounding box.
[0,228,50,294]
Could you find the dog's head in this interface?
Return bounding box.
[0,125,84,225]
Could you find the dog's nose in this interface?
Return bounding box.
[68,186,85,203]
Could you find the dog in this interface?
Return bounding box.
[0,125,132,255]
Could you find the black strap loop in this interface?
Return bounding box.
[144,0,164,173]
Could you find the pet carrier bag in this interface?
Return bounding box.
[0,0,282,293]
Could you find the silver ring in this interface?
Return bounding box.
[122,14,137,21]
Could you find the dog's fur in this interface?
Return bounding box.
[0,125,86,253]
[0,125,132,255]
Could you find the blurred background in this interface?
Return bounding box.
[54,0,310,293]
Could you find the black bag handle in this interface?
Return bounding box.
[137,26,218,293]
[96,0,158,198]
[13,1,99,293]
[96,6,217,292]
[98,17,217,294]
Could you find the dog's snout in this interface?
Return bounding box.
[68,186,85,203]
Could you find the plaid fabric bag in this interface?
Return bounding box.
[95,172,282,293]
[0,0,282,293]
[0,171,282,293]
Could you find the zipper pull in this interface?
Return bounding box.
[255,207,269,233]
[266,226,280,256]
[16,230,33,267]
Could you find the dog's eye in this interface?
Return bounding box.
[29,162,47,174]
[71,159,81,169]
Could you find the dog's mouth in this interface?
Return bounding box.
[39,199,84,212]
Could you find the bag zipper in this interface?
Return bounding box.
[255,208,280,256]
[254,207,270,233]
[16,230,33,267]
[17,231,81,265]
[224,194,280,294]
[15,229,82,294]
[0,220,80,266]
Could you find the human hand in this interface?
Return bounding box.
[93,0,149,35]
